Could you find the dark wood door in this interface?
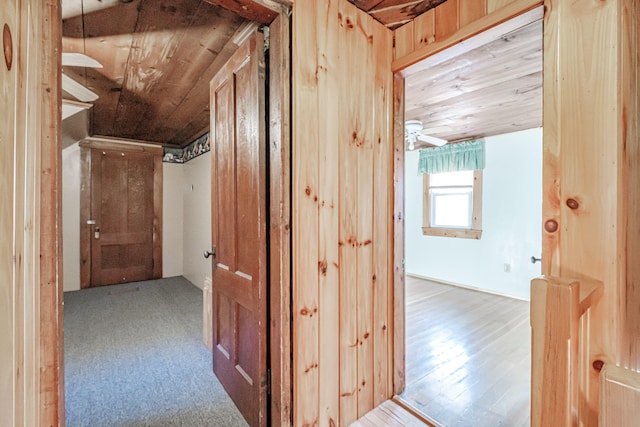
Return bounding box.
[209,32,268,427]
[90,148,155,286]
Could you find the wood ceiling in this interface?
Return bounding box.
[61,0,539,148]
[404,19,543,150]
[62,0,251,147]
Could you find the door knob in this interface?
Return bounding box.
[531,256,541,264]
[204,246,216,259]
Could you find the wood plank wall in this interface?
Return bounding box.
[543,1,639,424]
[0,0,60,426]
[0,0,19,423]
[292,0,394,425]
[392,0,539,61]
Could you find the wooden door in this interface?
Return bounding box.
[209,32,268,427]
[90,148,156,286]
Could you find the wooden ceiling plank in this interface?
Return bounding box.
[403,15,542,145]
[408,72,542,116]
[138,2,246,141]
[77,0,142,137]
[349,0,387,12]
[112,0,204,139]
[367,0,447,29]
[405,34,542,100]
[165,111,211,147]
[407,59,541,108]
[203,0,277,25]
[153,23,259,145]
[406,81,542,142]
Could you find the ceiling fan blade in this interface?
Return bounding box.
[62,100,92,120]
[417,133,448,147]
[62,52,103,68]
[62,74,99,102]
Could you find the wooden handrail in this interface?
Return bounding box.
[530,275,603,426]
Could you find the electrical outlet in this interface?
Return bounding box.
[503,263,511,273]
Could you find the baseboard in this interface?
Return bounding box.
[405,273,530,302]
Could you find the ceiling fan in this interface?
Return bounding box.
[62,52,102,102]
[405,120,448,150]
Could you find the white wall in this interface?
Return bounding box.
[405,128,543,299]
[182,152,212,289]
[62,143,81,292]
[162,162,184,277]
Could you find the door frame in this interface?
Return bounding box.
[40,3,293,427]
[391,0,544,398]
[266,12,293,427]
[78,138,163,288]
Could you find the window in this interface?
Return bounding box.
[423,169,482,239]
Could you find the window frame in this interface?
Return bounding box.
[422,169,483,239]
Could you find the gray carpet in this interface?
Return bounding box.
[64,276,249,427]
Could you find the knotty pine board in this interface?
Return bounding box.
[292,0,394,425]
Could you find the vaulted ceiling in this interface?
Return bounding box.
[61,0,539,148]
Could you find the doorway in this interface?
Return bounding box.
[394,8,543,426]
[57,2,291,426]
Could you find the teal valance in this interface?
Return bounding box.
[418,139,486,174]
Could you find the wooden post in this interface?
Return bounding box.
[530,276,581,426]
[530,276,604,426]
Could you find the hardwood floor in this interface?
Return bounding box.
[399,276,531,427]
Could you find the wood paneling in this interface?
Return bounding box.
[392,0,541,67]
[292,0,394,425]
[541,1,639,424]
[1,0,60,425]
[0,1,19,424]
[292,0,321,424]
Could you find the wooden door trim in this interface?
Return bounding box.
[391,0,543,75]
[79,141,163,288]
[392,73,406,395]
[268,13,292,427]
[391,0,544,398]
[40,0,64,424]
